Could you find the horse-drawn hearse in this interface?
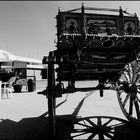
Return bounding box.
[42,4,140,138]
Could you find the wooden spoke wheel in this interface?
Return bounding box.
[117,61,140,122]
[71,116,127,140]
[47,52,56,137]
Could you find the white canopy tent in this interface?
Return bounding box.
[0,50,16,71]
[0,50,16,62]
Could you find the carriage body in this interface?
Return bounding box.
[52,6,140,87]
[42,5,140,137]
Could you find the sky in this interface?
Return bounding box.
[0,1,140,60]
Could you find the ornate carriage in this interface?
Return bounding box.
[42,4,140,138]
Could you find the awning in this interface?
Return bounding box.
[27,64,44,69]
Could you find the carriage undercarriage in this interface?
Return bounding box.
[42,4,140,139]
[43,45,140,138]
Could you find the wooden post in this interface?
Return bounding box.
[134,13,139,35]
[76,3,86,61]
[81,3,86,35]
[56,7,61,47]
[119,6,124,35]
[47,51,56,138]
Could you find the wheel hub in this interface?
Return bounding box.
[129,84,137,94]
[88,126,111,134]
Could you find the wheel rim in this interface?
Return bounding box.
[71,116,127,140]
[117,61,140,122]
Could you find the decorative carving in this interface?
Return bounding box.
[65,18,79,33]
[86,19,117,35]
[102,39,114,48]
[124,21,135,35]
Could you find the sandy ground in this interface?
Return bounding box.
[0,80,48,122]
[0,80,139,139]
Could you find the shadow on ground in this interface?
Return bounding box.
[0,94,140,140]
[0,115,140,140]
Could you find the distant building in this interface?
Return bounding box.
[0,49,46,80]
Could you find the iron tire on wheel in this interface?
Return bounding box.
[47,52,56,137]
[117,61,140,123]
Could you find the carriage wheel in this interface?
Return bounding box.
[47,52,56,137]
[117,61,140,122]
[71,116,127,140]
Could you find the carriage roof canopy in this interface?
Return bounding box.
[56,4,140,36]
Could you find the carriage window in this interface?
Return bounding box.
[86,19,117,35]
[124,21,135,35]
[65,18,79,34]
